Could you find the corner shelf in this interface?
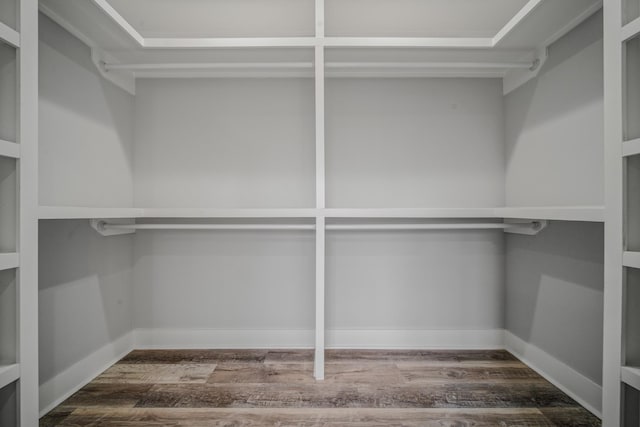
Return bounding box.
[38,206,144,219]
[621,366,640,390]
[0,253,18,271]
[0,364,19,390]
[623,252,640,269]
[0,21,19,48]
[497,206,605,222]
[0,140,19,159]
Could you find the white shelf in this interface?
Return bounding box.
[141,208,318,218]
[323,208,498,219]
[622,15,640,42]
[621,366,640,390]
[0,21,19,48]
[623,252,640,269]
[0,253,18,271]
[0,139,20,159]
[0,364,19,389]
[623,138,640,157]
[39,206,144,219]
[497,206,605,222]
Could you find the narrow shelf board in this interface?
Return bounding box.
[496,206,604,222]
[0,139,20,159]
[623,138,640,157]
[623,252,640,269]
[0,21,19,48]
[141,208,319,218]
[323,208,498,218]
[39,206,145,219]
[0,364,20,389]
[622,16,640,42]
[621,366,640,391]
[0,253,19,271]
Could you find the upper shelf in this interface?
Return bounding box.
[39,206,605,222]
[39,0,601,74]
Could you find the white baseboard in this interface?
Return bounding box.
[504,331,602,418]
[326,329,505,349]
[133,328,504,350]
[38,331,135,417]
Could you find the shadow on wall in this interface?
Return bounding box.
[505,10,603,165]
[38,220,134,383]
[505,221,604,384]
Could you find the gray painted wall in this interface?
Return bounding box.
[39,14,135,207]
[504,11,603,207]
[504,12,604,386]
[39,220,134,385]
[327,78,505,208]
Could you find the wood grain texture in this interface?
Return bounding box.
[40,350,601,426]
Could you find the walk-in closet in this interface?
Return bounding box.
[0,0,638,425]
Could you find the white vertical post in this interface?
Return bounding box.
[314,0,326,381]
[603,0,623,424]
[18,0,39,424]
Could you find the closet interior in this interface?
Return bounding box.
[2,0,638,425]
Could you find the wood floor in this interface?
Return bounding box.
[40,349,600,426]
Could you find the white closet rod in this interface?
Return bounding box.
[102,61,537,72]
[101,222,540,231]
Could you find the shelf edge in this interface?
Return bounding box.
[0,364,20,389]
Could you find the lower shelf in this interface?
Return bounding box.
[0,364,19,389]
[0,253,18,272]
[621,366,640,391]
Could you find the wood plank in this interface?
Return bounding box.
[397,365,541,383]
[539,407,601,426]
[325,349,519,363]
[120,350,268,364]
[134,381,578,409]
[50,407,557,427]
[94,363,217,384]
[57,383,154,408]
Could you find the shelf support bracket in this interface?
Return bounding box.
[90,219,136,236]
[503,219,548,235]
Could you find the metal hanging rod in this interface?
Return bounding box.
[102,60,539,73]
[93,220,545,234]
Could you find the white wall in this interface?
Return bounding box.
[39,220,134,401]
[326,78,504,208]
[504,11,603,207]
[39,14,135,207]
[505,222,604,384]
[133,78,315,208]
[133,229,315,331]
[327,229,504,330]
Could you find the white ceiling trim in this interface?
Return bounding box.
[91,0,545,49]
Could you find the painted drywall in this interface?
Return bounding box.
[504,11,604,207]
[327,229,504,330]
[133,229,315,330]
[39,220,134,387]
[505,221,604,384]
[0,41,16,143]
[326,78,505,208]
[39,13,135,207]
[133,78,315,208]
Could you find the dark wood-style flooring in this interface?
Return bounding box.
[40,349,600,426]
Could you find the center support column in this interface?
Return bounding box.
[313,0,326,381]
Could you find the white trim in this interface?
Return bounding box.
[623,251,640,269]
[623,137,640,157]
[0,364,20,389]
[91,0,145,46]
[497,206,605,222]
[38,206,144,219]
[0,139,20,159]
[493,0,543,45]
[0,253,19,271]
[0,21,19,48]
[144,37,317,49]
[39,332,134,417]
[38,2,98,49]
[622,15,640,42]
[504,331,602,418]
[541,1,602,48]
[324,37,493,48]
[134,329,315,349]
[324,208,498,218]
[621,366,640,390]
[327,329,504,349]
[132,328,504,350]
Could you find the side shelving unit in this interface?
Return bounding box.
[0,0,37,425]
[604,0,640,424]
